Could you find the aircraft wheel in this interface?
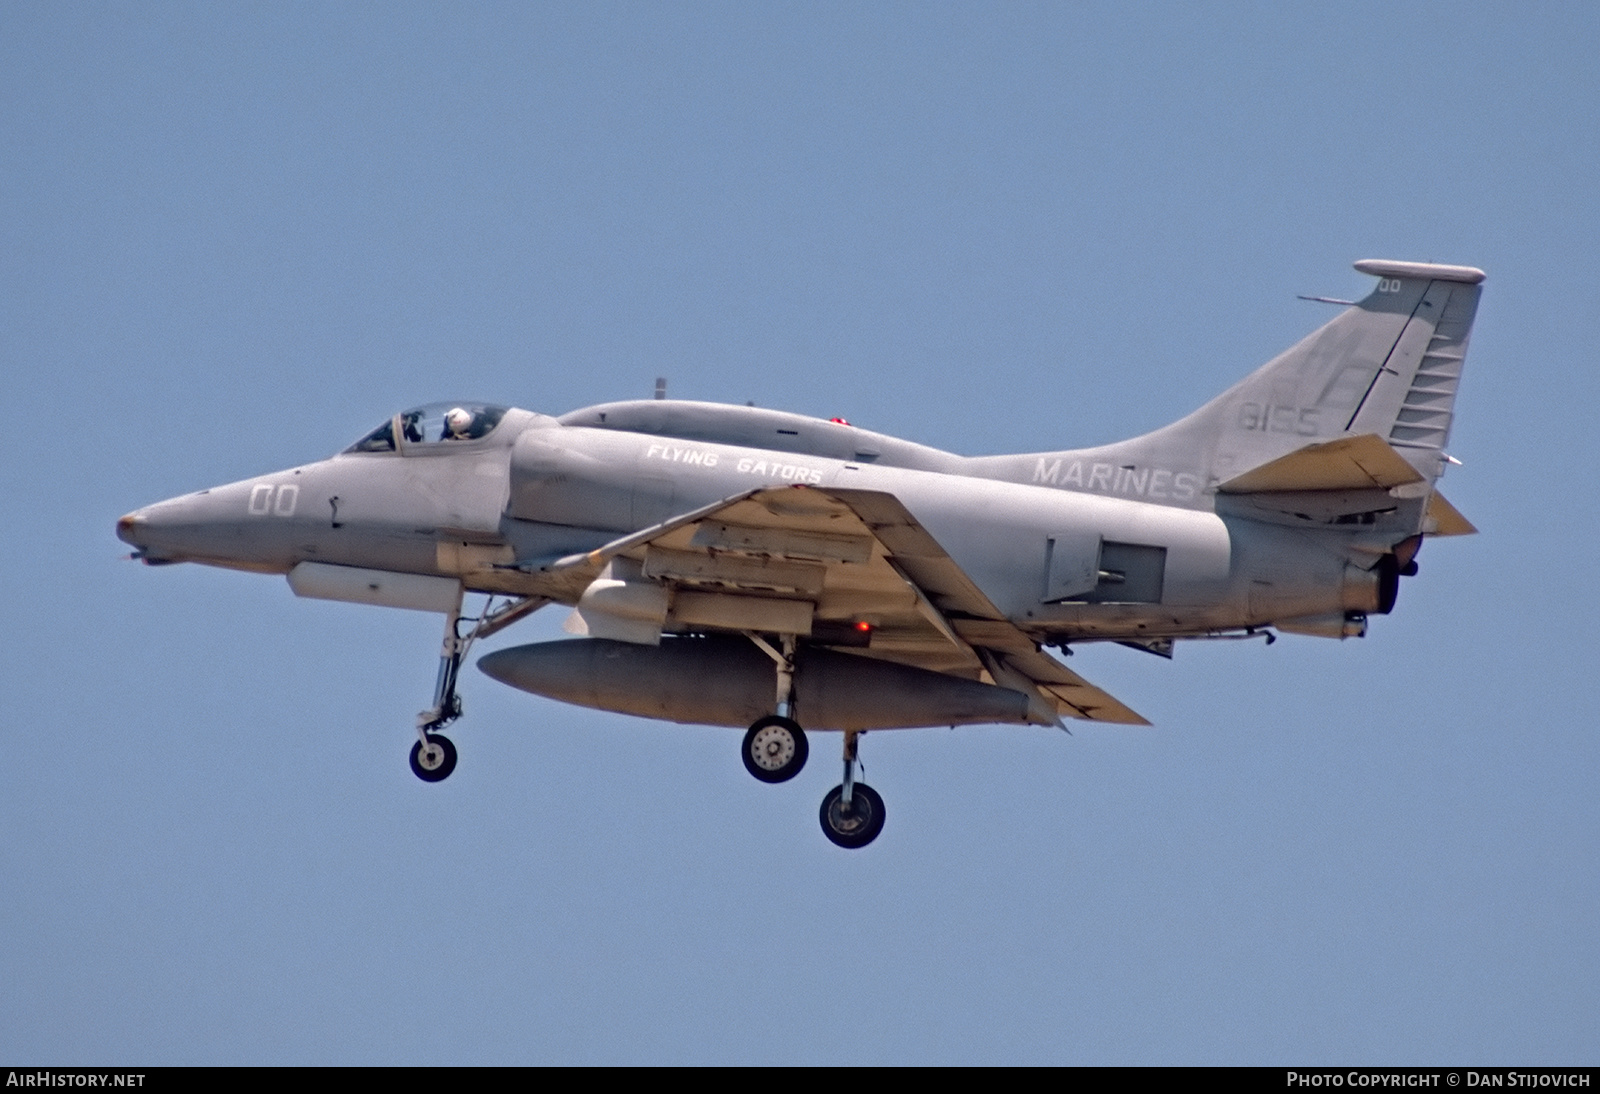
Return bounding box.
[819,783,886,849]
[742,716,808,783]
[410,733,458,783]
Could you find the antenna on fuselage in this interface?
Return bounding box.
[654,377,667,400]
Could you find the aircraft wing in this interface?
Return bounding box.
[533,485,1149,726]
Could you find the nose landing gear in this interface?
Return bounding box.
[408,590,545,783]
[410,733,458,782]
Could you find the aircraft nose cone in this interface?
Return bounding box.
[116,511,144,547]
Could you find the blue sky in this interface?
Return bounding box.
[3,2,1597,1063]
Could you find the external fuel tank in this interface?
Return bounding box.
[477,636,1032,731]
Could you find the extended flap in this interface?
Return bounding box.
[998,647,1151,726]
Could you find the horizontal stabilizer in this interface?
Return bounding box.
[1218,434,1424,494]
[1425,491,1477,536]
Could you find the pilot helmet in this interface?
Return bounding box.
[445,407,474,437]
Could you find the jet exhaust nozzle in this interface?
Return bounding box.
[1275,611,1368,640]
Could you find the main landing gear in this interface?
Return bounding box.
[742,715,809,783]
[409,589,544,783]
[742,633,885,849]
[743,633,810,783]
[819,730,885,849]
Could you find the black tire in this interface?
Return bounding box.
[741,715,809,783]
[409,733,458,782]
[819,782,886,849]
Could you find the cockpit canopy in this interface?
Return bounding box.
[345,402,509,454]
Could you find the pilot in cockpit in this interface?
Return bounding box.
[400,410,424,444]
[444,407,475,440]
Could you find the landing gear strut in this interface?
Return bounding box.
[743,632,885,846]
[742,633,809,783]
[820,730,884,849]
[408,588,545,783]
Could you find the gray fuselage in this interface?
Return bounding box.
[117,400,1397,642]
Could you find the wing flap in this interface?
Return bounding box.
[1038,679,1152,725]
[951,618,1037,656]
[998,647,1151,725]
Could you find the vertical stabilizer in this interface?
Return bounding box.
[974,260,1484,505]
[1343,260,1482,471]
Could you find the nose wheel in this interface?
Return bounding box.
[410,733,458,782]
[742,715,808,782]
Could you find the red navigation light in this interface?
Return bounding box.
[854,620,873,633]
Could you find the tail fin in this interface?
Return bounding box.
[1342,260,1483,465]
[982,260,1484,502]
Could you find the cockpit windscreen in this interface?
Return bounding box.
[345,403,509,454]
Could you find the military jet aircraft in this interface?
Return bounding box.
[118,259,1482,848]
